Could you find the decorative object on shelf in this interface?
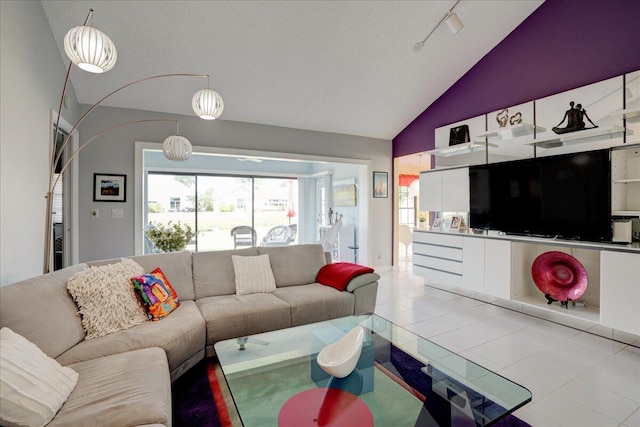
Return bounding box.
[531,251,588,308]
[145,221,195,252]
[317,326,365,378]
[450,215,461,231]
[552,101,598,134]
[373,171,388,198]
[509,112,523,125]
[93,173,126,202]
[418,212,428,228]
[496,109,509,127]
[431,218,442,230]
[44,8,223,273]
[329,207,334,225]
[449,124,470,146]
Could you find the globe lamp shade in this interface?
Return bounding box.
[192,89,224,120]
[64,26,117,73]
[162,135,192,161]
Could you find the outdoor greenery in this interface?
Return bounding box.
[146,221,195,252]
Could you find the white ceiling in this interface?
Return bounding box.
[41,1,543,141]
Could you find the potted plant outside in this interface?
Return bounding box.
[146,221,195,252]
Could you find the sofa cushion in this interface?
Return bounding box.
[131,251,196,301]
[0,327,79,427]
[346,272,381,292]
[193,248,259,299]
[67,259,148,340]
[0,264,87,359]
[274,284,354,326]
[49,348,171,427]
[232,254,277,295]
[88,251,196,301]
[196,293,290,346]
[131,268,181,320]
[258,244,327,287]
[56,301,205,380]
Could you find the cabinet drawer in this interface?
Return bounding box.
[413,264,463,287]
[413,231,463,248]
[413,242,463,261]
[413,254,463,275]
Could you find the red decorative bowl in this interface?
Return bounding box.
[531,251,588,302]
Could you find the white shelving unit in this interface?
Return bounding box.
[413,230,640,337]
[424,141,497,157]
[475,123,546,140]
[611,144,640,217]
[524,125,627,149]
[610,106,640,119]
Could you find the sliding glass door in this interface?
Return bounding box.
[145,173,297,253]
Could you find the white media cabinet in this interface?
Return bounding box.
[412,229,640,342]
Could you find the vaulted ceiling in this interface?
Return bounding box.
[42,1,543,140]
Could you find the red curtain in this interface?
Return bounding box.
[399,174,418,187]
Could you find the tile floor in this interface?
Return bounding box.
[374,264,640,427]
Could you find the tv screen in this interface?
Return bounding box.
[469,149,611,242]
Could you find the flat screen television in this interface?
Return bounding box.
[469,149,612,242]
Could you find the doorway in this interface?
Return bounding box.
[51,111,79,270]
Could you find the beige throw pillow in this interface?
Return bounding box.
[67,258,148,340]
[232,254,277,295]
[0,327,79,427]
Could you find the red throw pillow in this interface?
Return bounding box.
[316,262,374,291]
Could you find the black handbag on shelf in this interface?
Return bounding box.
[449,124,470,146]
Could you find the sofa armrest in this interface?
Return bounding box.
[345,272,380,292]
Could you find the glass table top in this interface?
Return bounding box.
[214,314,532,426]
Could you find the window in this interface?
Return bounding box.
[145,173,297,252]
[398,186,414,225]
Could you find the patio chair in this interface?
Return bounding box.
[262,225,294,247]
[230,225,257,248]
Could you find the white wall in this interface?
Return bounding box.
[0,1,80,285]
[77,106,393,266]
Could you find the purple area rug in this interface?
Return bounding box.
[171,359,232,427]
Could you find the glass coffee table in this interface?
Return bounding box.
[215,314,531,426]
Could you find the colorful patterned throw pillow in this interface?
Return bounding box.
[131,268,180,320]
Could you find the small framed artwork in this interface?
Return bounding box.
[450,215,461,231]
[333,178,357,207]
[443,217,452,230]
[432,218,443,230]
[373,171,388,198]
[93,173,126,202]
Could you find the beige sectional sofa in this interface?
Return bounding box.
[0,244,379,426]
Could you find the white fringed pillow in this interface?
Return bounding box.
[232,254,277,295]
[0,327,78,427]
[67,258,148,340]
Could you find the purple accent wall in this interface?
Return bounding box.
[393,0,640,157]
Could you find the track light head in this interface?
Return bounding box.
[445,12,464,34]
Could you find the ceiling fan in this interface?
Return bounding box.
[236,156,263,163]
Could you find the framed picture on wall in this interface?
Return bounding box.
[373,171,388,198]
[93,173,126,202]
[333,178,357,207]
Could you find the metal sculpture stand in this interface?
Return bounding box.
[544,293,570,309]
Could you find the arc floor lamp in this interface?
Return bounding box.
[44,8,224,273]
